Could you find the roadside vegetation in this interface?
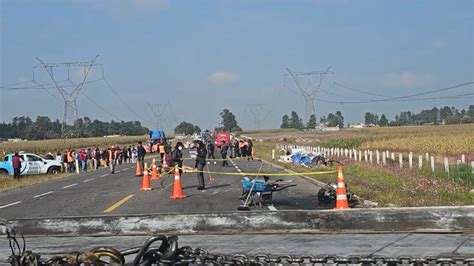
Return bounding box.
[0,172,72,192]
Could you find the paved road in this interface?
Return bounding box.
[1,233,473,263]
[0,151,328,219]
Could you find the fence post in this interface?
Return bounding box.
[430,156,435,172]
[391,152,395,161]
[376,150,380,165]
[399,153,403,168]
[272,149,275,160]
[349,149,352,159]
[461,154,466,164]
[457,160,462,166]
[353,150,357,161]
[75,159,80,174]
[444,157,449,175]
[471,161,474,174]
[369,151,373,164]
[359,150,362,162]
[382,151,386,165]
[418,155,423,170]
[425,153,429,163]
[364,151,368,162]
[409,152,413,169]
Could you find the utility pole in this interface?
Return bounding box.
[146,102,178,132]
[284,67,332,126]
[34,55,101,137]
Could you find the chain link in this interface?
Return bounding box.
[6,232,474,265]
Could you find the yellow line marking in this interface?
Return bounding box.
[103,194,134,213]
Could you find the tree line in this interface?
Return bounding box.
[280,111,344,129]
[0,116,149,140]
[365,105,474,126]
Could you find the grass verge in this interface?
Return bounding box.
[254,141,474,207]
[0,172,73,192]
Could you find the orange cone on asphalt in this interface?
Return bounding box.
[170,166,186,199]
[151,158,158,180]
[335,165,349,209]
[140,163,151,191]
[135,161,142,176]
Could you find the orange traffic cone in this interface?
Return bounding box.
[151,158,158,180]
[135,161,142,176]
[163,153,169,168]
[140,163,151,191]
[335,165,349,209]
[170,166,186,199]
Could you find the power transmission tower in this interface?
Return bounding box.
[146,102,178,132]
[34,55,101,136]
[245,104,271,130]
[284,67,332,125]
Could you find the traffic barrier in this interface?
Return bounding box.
[335,165,349,209]
[135,161,142,177]
[170,166,186,199]
[140,163,151,191]
[151,158,158,180]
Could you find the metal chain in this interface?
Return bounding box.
[6,232,474,265]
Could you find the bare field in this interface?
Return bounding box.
[0,135,148,155]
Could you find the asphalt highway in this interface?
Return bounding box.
[0,150,329,219]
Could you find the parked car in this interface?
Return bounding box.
[0,153,62,176]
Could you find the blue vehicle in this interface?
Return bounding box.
[0,153,62,176]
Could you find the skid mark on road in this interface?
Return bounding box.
[33,191,54,199]
[0,201,22,209]
[103,194,134,213]
[62,183,77,189]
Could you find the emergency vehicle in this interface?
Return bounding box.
[0,153,62,176]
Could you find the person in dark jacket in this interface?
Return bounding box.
[171,142,184,174]
[12,152,22,180]
[206,140,216,164]
[194,140,207,190]
[137,141,146,172]
[220,141,229,167]
[247,139,254,161]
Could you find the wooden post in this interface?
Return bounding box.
[364,150,368,162]
[272,149,275,160]
[461,154,466,164]
[430,156,435,172]
[353,150,357,161]
[391,152,395,161]
[376,150,380,165]
[382,151,386,165]
[369,151,373,164]
[349,149,352,159]
[409,152,413,169]
[418,155,423,170]
[425,153,429,163]
[75,159,80,174]
[399,153,403,168]
[359,150,362,162]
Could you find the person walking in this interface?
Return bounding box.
[220,141,229,167]
[194,140,207,190]
[206,140,216,164]
[247,139,254,161]
[137,141,146,172]
[108,146,116,174]
[12,152,22,180]
[94,147,101,169]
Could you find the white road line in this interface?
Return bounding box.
[83,178,95,183]
[268,205,277,211]
[100,174,109,177]
[33,191,54,199]
[0,201,22,209]
[62,183,77,189]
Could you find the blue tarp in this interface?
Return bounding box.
[291,153,313,164]
[150,130,165,140]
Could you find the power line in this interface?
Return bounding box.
[0,80,35,88]
[1,79,103,91]
[334,81,393,98]
[317,92,474,104]
[81,91,122,121]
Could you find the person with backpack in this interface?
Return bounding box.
[137,141,146,172]
[195,140,207,190]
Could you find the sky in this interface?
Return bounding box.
[1,0,473,132]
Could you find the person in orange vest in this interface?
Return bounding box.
[108,146,116,174]
[66,149,75,173]
[158,142,166,163]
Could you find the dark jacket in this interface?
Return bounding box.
[137,145,146,158]
[171,149,183,166]
[195,146,207,166]
[220,143,229,155]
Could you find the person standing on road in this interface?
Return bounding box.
[171,142,185,174]
[220,141,229,167]
[137,141,146,172]
[12,152,22,180]
[108,146,116,174]
[206,140,216,164]
[247,139,254,161]
[66,149,75,173]
[195,140,207,190]
[94,147,101,169]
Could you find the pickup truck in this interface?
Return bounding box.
[0,153,62,176]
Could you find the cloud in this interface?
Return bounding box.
[208,71,240,85]
[75,0,168,16]
[381,72,436,88]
